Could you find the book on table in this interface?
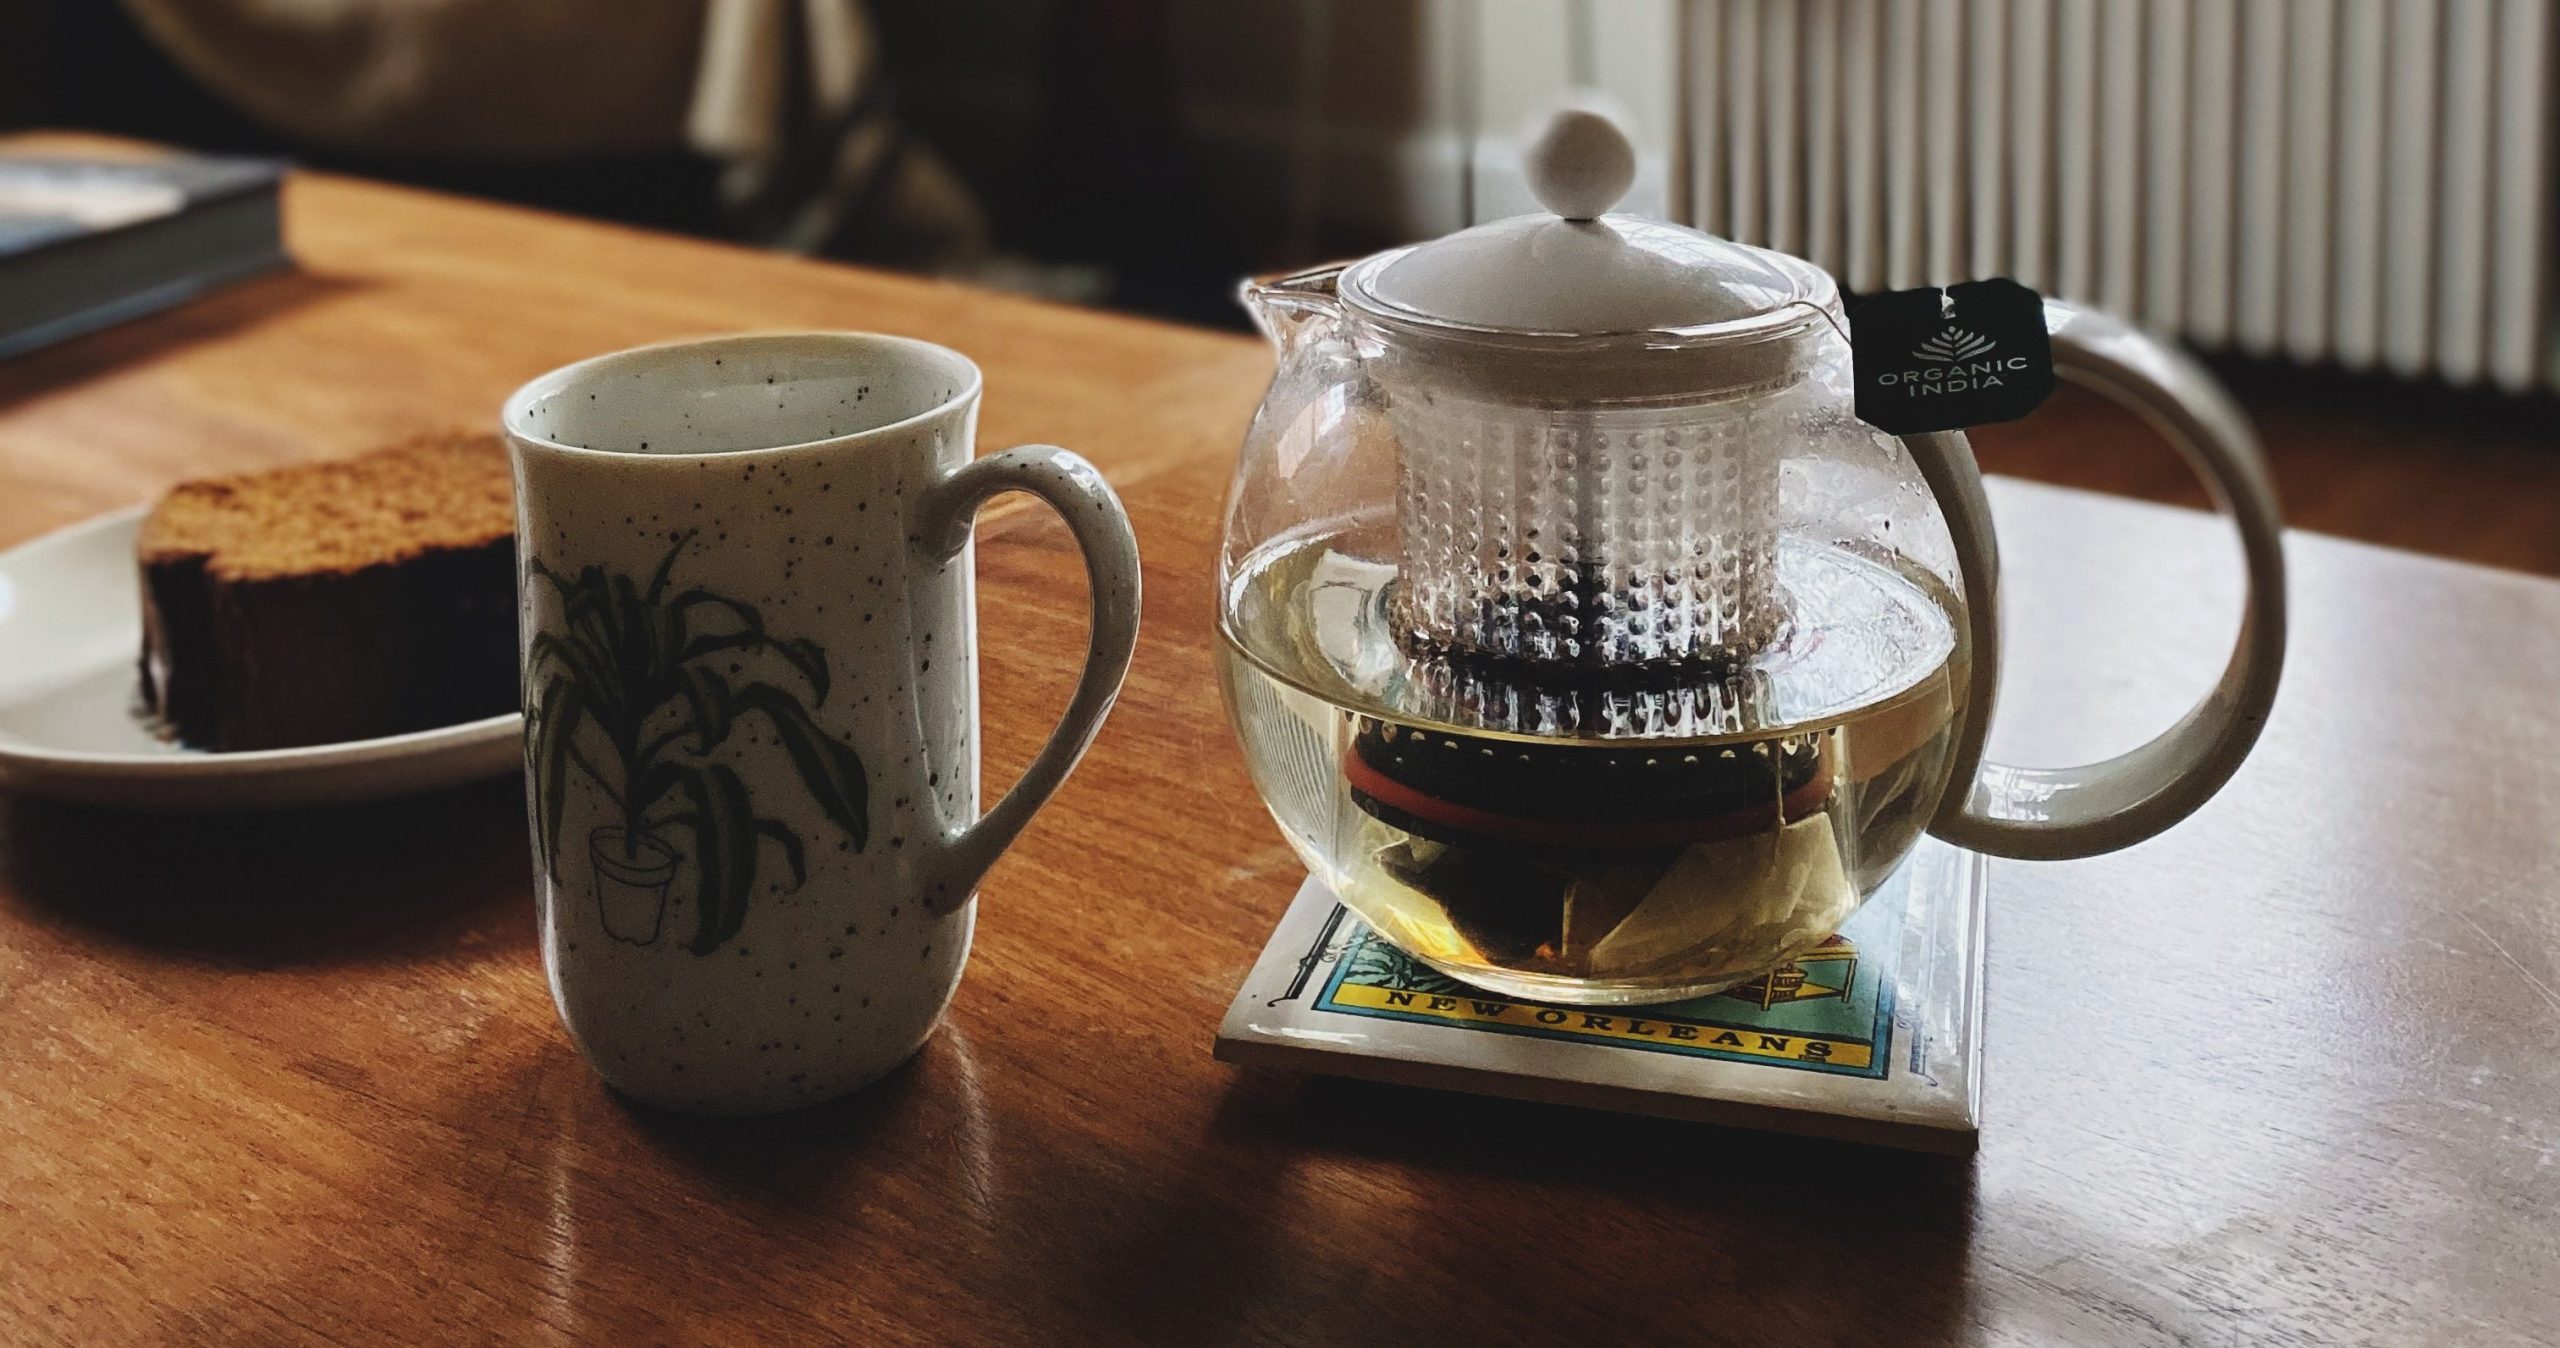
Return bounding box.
[1217,839,1986,1154]
[0,153,288,360]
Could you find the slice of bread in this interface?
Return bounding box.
[139,432,518,751]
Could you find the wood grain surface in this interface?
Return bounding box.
[3,138,2557,1346]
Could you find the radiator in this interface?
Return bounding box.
[1671,0,2558,390]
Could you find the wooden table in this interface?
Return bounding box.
[5,143,2557,1347]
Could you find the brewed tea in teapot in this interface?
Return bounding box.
[1217,110,2287,1005]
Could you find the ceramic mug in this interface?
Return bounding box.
[503,332,1140,1114]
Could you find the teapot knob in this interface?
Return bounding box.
[1526,106,1637,221]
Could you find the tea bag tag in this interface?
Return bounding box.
[1848,279,2055,435]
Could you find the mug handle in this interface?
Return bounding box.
[1903,300,2289,861]
[914,445,1143,910]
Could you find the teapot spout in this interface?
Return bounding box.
[1239,264,1348,353]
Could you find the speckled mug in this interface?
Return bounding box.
[503,332,1140,1114]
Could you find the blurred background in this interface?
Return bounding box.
[4,0,2557,566]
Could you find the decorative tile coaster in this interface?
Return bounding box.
[1215,840,1986,1154]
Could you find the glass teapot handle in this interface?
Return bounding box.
[1901,301,2289,860]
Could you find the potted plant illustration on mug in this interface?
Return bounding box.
[524,532,868,954]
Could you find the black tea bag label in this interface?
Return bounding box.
[1849,279,2055,435]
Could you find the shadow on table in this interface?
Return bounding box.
[617,1046,934,1196]
[0,775,533,967]
[621,1022,998,1196]
[1199,1073,1981,1344]
[0,269,372,413]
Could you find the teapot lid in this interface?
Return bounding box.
[1362,108,1824,334]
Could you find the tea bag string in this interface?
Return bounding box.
[1782,299,1856,351]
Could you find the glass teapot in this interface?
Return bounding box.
[1216,110,2287,1005]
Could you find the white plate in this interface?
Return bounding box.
[0,506,519,809]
